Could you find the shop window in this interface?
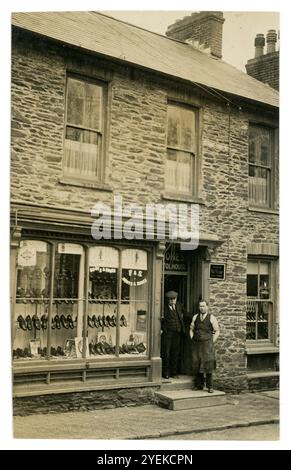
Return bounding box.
[87,246,118,357]
[13,243,149,362]
[247,260,273,341]
[63,76,105,181]
[249,125,276,208]
[14,240,51,360]
[120,249,148,356]
[52,244,84,358]
[13,242,85,361]
[87,247,148,358]
[165,103,197,196]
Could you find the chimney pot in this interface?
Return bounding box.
[266,29,277,54]
[254,33,265,58]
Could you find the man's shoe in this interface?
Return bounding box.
[162,374,170,379]
[208,388,214,393]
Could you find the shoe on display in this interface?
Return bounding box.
[61,314,69,329]
[56,346,65,356]
[40,314,48,330]
[17,315,27,331]
[32,314,41,330]
[67,314,74,329]
[54,315,61,329]
[120,315,127,327]
[26,315,33,331]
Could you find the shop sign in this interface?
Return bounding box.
[164,251,187,272]
[122,269,147,286]
[209,263,226,280]
[89,266,116,274]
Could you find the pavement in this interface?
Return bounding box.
[13,390,279,440]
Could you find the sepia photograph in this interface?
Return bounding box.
[2,0,289,453]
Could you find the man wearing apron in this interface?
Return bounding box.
[189,300,219,393]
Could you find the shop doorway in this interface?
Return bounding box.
[162,243,199,375]
[163,273,192,375]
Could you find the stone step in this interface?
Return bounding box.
[160,375,193,391]
[155,389,227,411]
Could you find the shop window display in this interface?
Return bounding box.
[120,249,148,356]
[13,240,51,360]
[13,242,149,361]
[87,246,118,357]
[87,247,148,357]
[51,243,84,358]
[13,241,84,361]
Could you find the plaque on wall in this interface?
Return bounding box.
[209,263,226,280]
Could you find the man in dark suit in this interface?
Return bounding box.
[161,291,185,379]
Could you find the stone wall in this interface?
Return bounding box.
[247,375,279,392]
[11,32,166,210]
[11,30,279,394]
[13,387,159,416]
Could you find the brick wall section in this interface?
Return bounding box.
[11,31,279,395]
[246,52,279,91]
[13,387,159,416]
[166,12,225,58]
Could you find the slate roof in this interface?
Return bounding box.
[12,11,279,108]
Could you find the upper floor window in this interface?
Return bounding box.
[249,125,275,208]
[63,76,105,180]
[165,103,197,196]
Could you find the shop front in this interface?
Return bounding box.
[11,205,223,407]
[11,204,168,401]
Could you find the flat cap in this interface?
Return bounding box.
[165,290,178,299]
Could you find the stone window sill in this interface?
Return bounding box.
[247,371,279,379]
[59,177,113,192]
[246,344,279,355]
[248,206,279,215]
[162,193,205,204]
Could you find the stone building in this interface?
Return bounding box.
[10,11,279,414]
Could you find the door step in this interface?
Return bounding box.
[160,375,193,391]
[155,389,226,411]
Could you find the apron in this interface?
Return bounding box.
[191,313,216,374]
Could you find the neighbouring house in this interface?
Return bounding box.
[246,29,279,91]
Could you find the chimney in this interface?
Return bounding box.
[166,11,225,59]
[266,29,277,54]
[246,30,279,91]
[254,33,265,58]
